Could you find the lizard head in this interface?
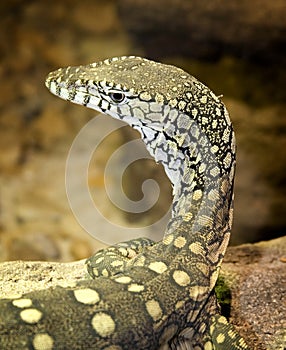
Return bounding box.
[46,56,234,182]
[45,56,223,132]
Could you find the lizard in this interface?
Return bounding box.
[0,56,250,349]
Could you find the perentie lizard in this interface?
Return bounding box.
[0,56,250,349]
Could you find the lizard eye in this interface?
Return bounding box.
[108,91,126,103]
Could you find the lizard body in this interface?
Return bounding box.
[0,56,249,349]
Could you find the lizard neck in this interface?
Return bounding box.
[138,108,235,237]
[137,107,235,284]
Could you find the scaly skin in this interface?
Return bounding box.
[0,56,249,349]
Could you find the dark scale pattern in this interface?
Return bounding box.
[0,56,249,350]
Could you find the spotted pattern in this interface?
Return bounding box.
[128,283,145,292]
[174,236,187,248]
[33,333,54,350]
[145,299,163,321]
[148,261,168,274]
[12,298,32,308]
[74,288,100,305]
[0,56,249,349]
[114,276,132,284]
[20,308,43,324]
[91,312,116,337]
[173,270,191,287]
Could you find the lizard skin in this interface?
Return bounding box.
[0,56,250,350]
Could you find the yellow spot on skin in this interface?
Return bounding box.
[173,270,190,287]
[155,93,164,104]
[197,215,213,227]
[223,128,230,143]
[74,288,100,305]
[91,312,116,337]
[211,145,219,154]
[218,316,228,325]
[239,338,248,347]
[175,300,185,309]
[228,329,236,339]
[212,120,218,128]
[127,248,137,258]
[178,100,187,110]
[12,298,32,308]
[189,286,208,300]
[216,333,225,343]
[204,341,213,350]
[189,242,204,255]
[128,284,145,292]
[163,234,174,245]
[200,95,207,104]
[33,333,54,350]
[202,116,208,125]
[174,134,185,147]
[92,268,99,277]
[118,247,128,256]
[193,190,202,201]
[114,276,132,284]
[223,152,232,168]
[199,163,206,173]
[167,140,177,151]
[216,107,221,116]
[199,321,207,333]
[140,92,152,101]
[146,299,163,321]
[174,236,186,248]
[183,212,193,221]
[20,308,42,324]
[148,261,168,274]
[102,269,109,277]
[191,108,198,117]
[111,260,124,267]
[208,189,219,202]
[169,99,178,108]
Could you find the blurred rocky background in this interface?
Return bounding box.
[0,0,285,262]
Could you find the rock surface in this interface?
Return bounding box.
[221,236,286,349]
[0,236,285,350]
